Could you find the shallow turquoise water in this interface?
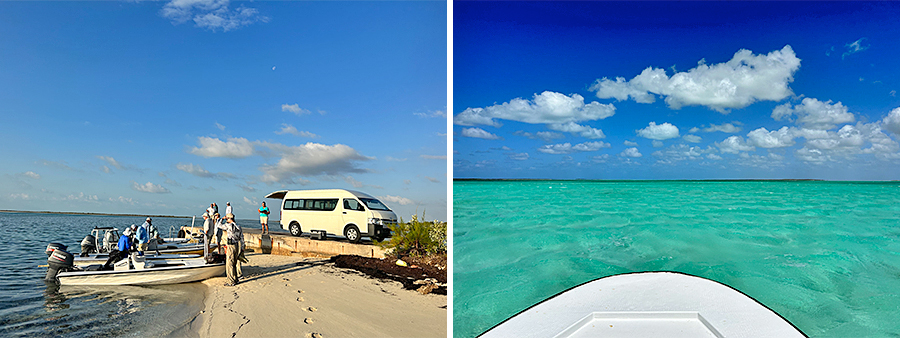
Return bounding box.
[453,180,900,337]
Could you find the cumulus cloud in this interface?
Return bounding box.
[537,141,610,154]
[695,122,742,133]
[190,137,255,158]
[637,122,680,140]
[683,135,702,143]
[514,131,564,142]
[651,144,714,162]
[547,122,606,139]
[461,127,502,140]
[421,155,447,160]
[624,140,638,147]
[161,0,268,32]
[20,171,40,179]
[620,147,642,158]
[131,181,171,194]
[772,98,855,130]
[379,195,414,206]
[281,103,311,115]
[746,127,796,148]
[454,91,615,127]
[591,45,800,113]
[414,110,447,118]
[65,192,99,202]
[97,156,125,170]
[275,124,319,138]
[258,142,372,184]
[883,107,900,135]
[716,136,755,154]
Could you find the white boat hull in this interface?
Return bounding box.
[58,262,225,286]
[481,272,806,338]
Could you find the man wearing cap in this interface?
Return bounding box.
[225,202,233,219]
[104,226,134,269]
[215,213,243,286]
[137,217,152,254]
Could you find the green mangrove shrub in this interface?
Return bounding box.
[379,212,447,257]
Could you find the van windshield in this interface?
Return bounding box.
[360,198,391,211]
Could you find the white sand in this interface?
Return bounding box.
[176,252,447,338]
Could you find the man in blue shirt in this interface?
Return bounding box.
[137,217,151,254]
[104,227,134,270]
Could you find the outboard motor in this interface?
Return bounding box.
[46,249,74,282]
[45,243,67,257]
[80,235,97,257]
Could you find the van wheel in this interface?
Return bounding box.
[289,222,302,237]
[344,225,361,243]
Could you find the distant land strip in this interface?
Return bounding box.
[453,178,830,182]
[0,210,191,218]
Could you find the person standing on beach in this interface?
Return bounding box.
[225,202,233,219]
[213,203,219,216]
[207,203,215,217]
[259,202,270,235]
[215,213,243,286]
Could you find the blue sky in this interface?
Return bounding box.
[453,2,900,180]
[0,1,447,221]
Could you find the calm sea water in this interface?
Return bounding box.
[453,180,900,338]
[0,213,206,338]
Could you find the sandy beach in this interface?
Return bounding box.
[172,252,447,338]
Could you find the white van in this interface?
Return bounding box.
[264,189,397,243]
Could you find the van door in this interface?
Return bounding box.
[341,198,367,234]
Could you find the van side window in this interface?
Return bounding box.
[344,199,365,211]
[284,199,304,210]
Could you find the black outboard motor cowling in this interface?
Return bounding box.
[45,243,67,257]
[46,249,74,282]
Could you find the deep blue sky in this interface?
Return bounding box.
[0,1,447,220]
[453,1,900,180]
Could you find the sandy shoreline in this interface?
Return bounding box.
[169,252,446,338]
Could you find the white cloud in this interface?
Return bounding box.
[110,196,136,205]
[161,0,268,32]
[842,38,869,60]
[697,122,742,133]
[425,176,442,183]
[746,127,796,148]
[716,136,755,154]
[772,98,855,130]
[131,181,171,194]
[537,141,610,154]
[21,171,40,179]
[652,140,664,148]
[379,195,414,206]
[514,131,564,142]
[414,110,447,118]
[591,45,800,113]
[344,176,365,188]
[243,196,258,205]
[624,140,638,146]
[281,103,311,115]
[454,91,615,126]
[795,147,832,164]
[637,122,680,140]
[10,193,31,200]
[65,192,99,202]
[97,156,125,170]
[591,154,610,163]
[257,142,371,184]
[683,135,702,143]
[421,155,447,160]
[176,163,216,178]
[189,137,254,158]
[215,122,226,131]
[275,124,319,138]
[883,107,900,135]
[548,122,606,139]
[461,127,502,140]
[651,144,713,162]
[620,147,642,158]
[508,152,530,161]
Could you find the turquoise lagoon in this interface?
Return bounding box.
[453,180,900,337]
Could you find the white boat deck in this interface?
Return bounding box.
[481,272,806,338]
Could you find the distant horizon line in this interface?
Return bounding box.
[0,209,262,220]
